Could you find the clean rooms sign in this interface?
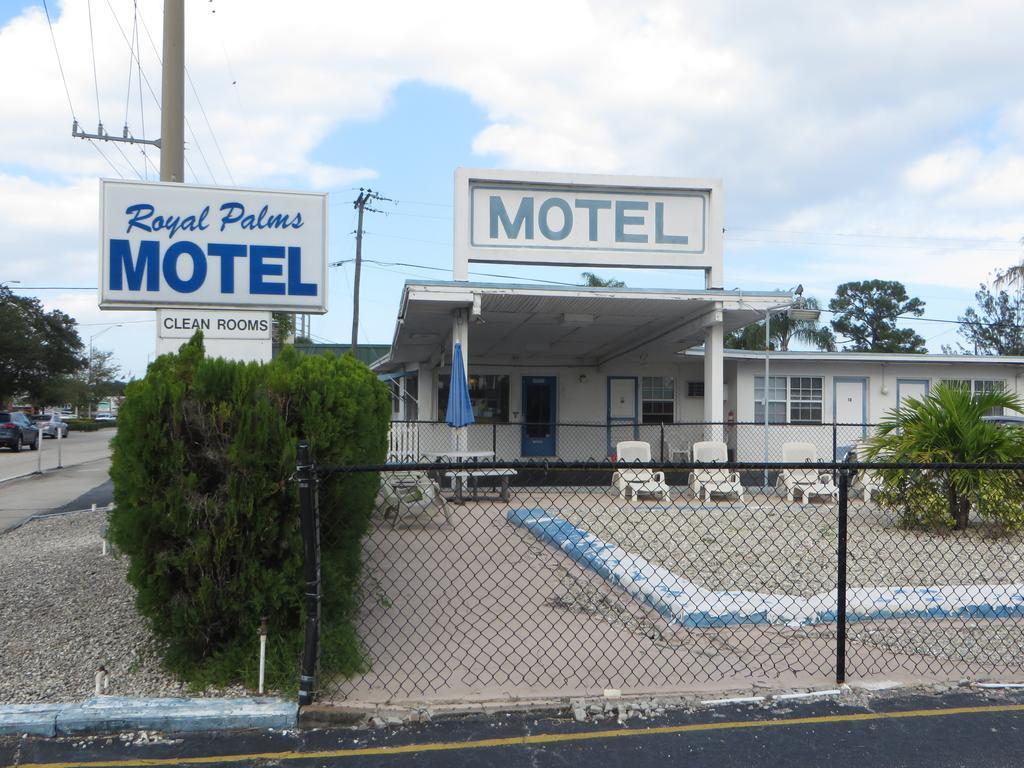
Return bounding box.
[158,309,272,340]
[453,168,723,284]
[99,180,328,312]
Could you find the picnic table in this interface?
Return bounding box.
[421,451,516,501]
[443,467,517,502]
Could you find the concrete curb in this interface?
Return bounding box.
[507,507,1024,628]
[0,696,297,737]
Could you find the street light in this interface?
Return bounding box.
[87,324,122,418]
[762,286,821,486]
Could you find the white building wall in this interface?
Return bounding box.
[397,355,1024,462]
[731,358,1024,462]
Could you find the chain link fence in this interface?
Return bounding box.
[296,448,1024,705]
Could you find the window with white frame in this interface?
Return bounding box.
[754,376,787,424]
[754,375,824,424]
[789,377,824,424]
[940,378,970,391]
[975,379,1006,416]
[939,378,1006,415]
[642,376,675,424]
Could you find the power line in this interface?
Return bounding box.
[135,9,218,184]
[186,67,235,185]
[42,0,77,120]
[121,1,137,131]
[725,235,1019,252]
[87,138,124,178]
[331,256,585,287]
[728,226,1022,246]
[207,1,257,168]
[109,137,143,179]
[86,0,102,125]
[351,194,1023,252]
[362,230,451,248]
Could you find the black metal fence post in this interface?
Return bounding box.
[660,423,666,463]
[296,440,321,706]
[492,422,498,457]
[836,465,849,685]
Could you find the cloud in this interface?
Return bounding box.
[7,0,1024,372]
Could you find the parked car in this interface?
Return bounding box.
[35,412,70,439]
[982,414,1024,429]
[95,413,117,422]
[0,411,40,451]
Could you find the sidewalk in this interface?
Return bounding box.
[0,457,112,532]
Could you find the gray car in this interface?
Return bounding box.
[35,412,70,439]
[0,411,40,451]
[981,414,1024,429]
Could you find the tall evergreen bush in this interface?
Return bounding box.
[109,334,389,688]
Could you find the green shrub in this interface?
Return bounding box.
[65,419,117,431]
[866,382,1024,531]
[108,334,389,690]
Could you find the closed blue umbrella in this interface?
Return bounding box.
[446,342,475,428]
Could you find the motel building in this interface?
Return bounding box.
[370,169,1024,465]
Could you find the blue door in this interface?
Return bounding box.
[521,376,557,456]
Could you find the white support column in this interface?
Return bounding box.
[703,311,724,442]
[417,362,435,422]
[452,307,470,375]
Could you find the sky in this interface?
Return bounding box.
[3,0,1024,378]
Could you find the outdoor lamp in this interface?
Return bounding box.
[787,307,821,322]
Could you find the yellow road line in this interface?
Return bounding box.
[18,702,1024,768]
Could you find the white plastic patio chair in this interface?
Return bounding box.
[377,471,450,528]
[850,441,887,504]
[776,442,838,503]
[689,441,744,502]
[612,440,669,501]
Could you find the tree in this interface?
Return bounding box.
[946,283,1024,356]
[82,349,123,415]
[581,272,625,288]
[0,286,84,406]
[829,280,927,352]
[866,383,1024,531]
[725,296,835,351]
[109,335,390,687]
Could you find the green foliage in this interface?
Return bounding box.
[65,418,117,431]
[108,333,390,689]
[829,279,927,352]
[0,286,84,405]
[580,271,625,288]
[725,296,835,351]
[948,283,1024,356]
[865,382,1024,531]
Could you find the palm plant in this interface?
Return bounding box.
[725,297,835,351]
[865,382,1024,530]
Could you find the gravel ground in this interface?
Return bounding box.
[522,487,1024,676]
[544,490,1024,596]
[0,509,247,704]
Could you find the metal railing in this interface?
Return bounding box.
[388,419,876,464]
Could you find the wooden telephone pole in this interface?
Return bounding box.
[350,188,392,357]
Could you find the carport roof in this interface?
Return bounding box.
[375,281,791,371]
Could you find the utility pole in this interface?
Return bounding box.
[351,190,367,357]
[350,189,393,356]
[159,0,184,183]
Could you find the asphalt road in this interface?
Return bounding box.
[0,428,115,483]
[0,429,116,531]
[5,688,1024,768]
